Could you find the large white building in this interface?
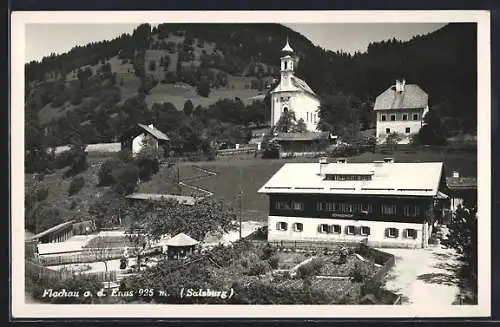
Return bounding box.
[374,79,429,144]
[258,158,448,248]
[270,39,321,132]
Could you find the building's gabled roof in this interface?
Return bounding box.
[270,76,317,98]
[164,233,199,247]
[291,76,316,96]
[446,177,477,191]
[274,131,329,142]
[258,162,444,197]
[137,123,170,141]
[125,193,196,206]
[374,84,428,111]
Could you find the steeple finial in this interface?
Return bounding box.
[281,37,294,53]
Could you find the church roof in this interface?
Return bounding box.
[291,76,316,96]
[271,75,317,97]
[374,84,428,111]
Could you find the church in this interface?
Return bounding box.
[270,39,321,132]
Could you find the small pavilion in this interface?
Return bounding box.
[164,233,199,260]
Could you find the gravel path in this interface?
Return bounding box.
[381,245,462,306]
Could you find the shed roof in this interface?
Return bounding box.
[446,177,477,190]
[374,84,428,111]
[27,221,75,241]
[274,131,329,142]
[125,193,196,206]
[258,162,444,197]
[165,233,199,247]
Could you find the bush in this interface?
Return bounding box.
[349,262,372,283]
[247,261,270,276]
[260,243,276,260]
[268,255,280,269]
[35,187,49,202]
[68,176,85,196]
[98,157,125,186]
[297,259,324,279]
[196,79,211,97]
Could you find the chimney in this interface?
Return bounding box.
[452,171,460,178]
[337,158,347,164]
[319,157,328,175]
[395,79,406,93]
[383,157,394,163]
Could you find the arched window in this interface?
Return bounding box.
[284,61,287,70]
[283,107,289,114]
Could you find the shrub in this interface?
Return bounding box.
[260,243,276,260]
[349,262,372,283]
[196,79,211,97]
[247,261,270,276]
[98,157,125,186]
[268,255,280,269]
[68,176,85,196]
[297,259,324,279]
[35,187,49,202]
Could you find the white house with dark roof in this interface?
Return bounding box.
[374,79,429,144]
[120,123,170,156]
[270,38,321,132]
[258,158,449,248]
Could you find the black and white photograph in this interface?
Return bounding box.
[11,10,491,318]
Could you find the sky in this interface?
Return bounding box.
[24,23,446,63]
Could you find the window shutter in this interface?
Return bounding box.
[283,222,288,231]
[395,229,400,238]
[355,226,361,235]
[385,228,389,238]
[276,222,280,231]
[317,224,322,233]
[328,225,333,234]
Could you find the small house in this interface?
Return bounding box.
[120,123,170,156]
[445,171,477,212]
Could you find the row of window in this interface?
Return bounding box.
[275,222,418,239]
[275,200,422,216]
[324,174,372,181]
[380,113,419,121]
[385,127,412,134]
[306,112,318,124]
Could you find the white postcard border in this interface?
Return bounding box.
[11,10,491,318]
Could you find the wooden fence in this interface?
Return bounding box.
[26,260,117,282]
[216,147,258,156]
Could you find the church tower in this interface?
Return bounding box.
[280,37,295,88]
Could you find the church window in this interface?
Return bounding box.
[284,61,288,70]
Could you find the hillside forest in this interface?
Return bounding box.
[25,22,477,173]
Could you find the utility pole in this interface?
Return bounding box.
[177,155,181,195]
[239,166,243,240]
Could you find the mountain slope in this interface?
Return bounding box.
[25,22,477,149]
